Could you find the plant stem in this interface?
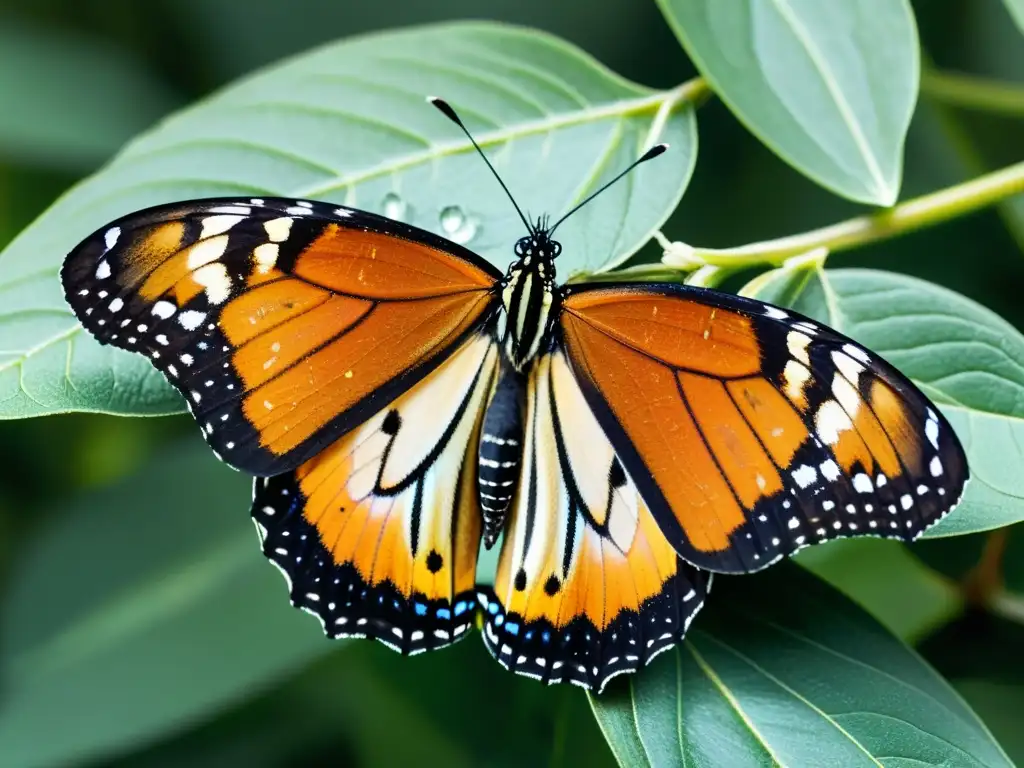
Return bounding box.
[664,160,1024,269]
[921,69,1024,119]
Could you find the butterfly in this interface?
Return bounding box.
[61,98,968,692]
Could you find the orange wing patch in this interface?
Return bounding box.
[479,350,710,692]
[561,309,748,553]
[561,284,968,574]
[236,290,492,459]
[61,198,503,476]
[294,226,496,299]
[252,333,498,654]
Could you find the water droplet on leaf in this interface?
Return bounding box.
[439,205,479,244]
[440,205,465,234]
[382,192,406,222]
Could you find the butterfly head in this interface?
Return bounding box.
[513,224,562,262]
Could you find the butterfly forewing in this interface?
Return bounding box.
[479,348,710,691]
[252,332,499,651]
[560,282,968,574]
[62,198,502,475]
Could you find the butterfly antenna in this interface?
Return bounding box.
[547,144,668,236]
[428,97,534,235]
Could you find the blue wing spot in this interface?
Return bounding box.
[414,603,428,616]
[505,621,520,636]
[436,607,451,620]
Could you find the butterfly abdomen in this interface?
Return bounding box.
[478,362,527,548]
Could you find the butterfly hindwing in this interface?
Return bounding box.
[252,332,499,651]
[62,198,501,475]
[560,282,968,573]
[479,347,711,692]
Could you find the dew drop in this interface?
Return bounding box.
[440,205,465,234]
[439,205,479,244]
[381,192,406,222]
[450,219,478,244]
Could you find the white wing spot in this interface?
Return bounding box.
[816,400,853,445]
[152,301,176,319]
[208,205,251,215]
[263,217,293,243]
[852,473,873,494]
[787,330,812,365]
[819,459,841,481]
[186,234,230,269]
[193,262,233,304]
[832,350,865,386]
[254,243,278,273]
[792,464,817,489]
[178,310,207,331]
[103,227,121,252]
[842,343,871,364]
[199,215,244,240]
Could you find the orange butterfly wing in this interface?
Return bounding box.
[560,283,968,573]
[253,332,499,651]
[62,198,501,475]
[479,349,710,691]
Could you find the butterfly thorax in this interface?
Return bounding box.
[497,231,561,371]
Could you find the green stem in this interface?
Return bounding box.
[665,161,1024,269]
[921,69,1024,119]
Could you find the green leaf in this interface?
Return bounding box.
[590,562,1012,767]
[656,0,918,205]
[796,538,961,643]
[919,614,1024,765]
[0,21,697,420]
[0,442,334,768]
[0,22,177,171]
[743,266,1024,536]
[1002,0,1024,35]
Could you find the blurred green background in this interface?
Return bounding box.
[0,0,1022,766]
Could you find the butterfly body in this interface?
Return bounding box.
[63,181,967,691]
[497,230,561,370]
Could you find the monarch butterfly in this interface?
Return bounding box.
[62,98,967,692]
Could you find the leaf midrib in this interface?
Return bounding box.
[292,85,689,199]
[766,0,890,198]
